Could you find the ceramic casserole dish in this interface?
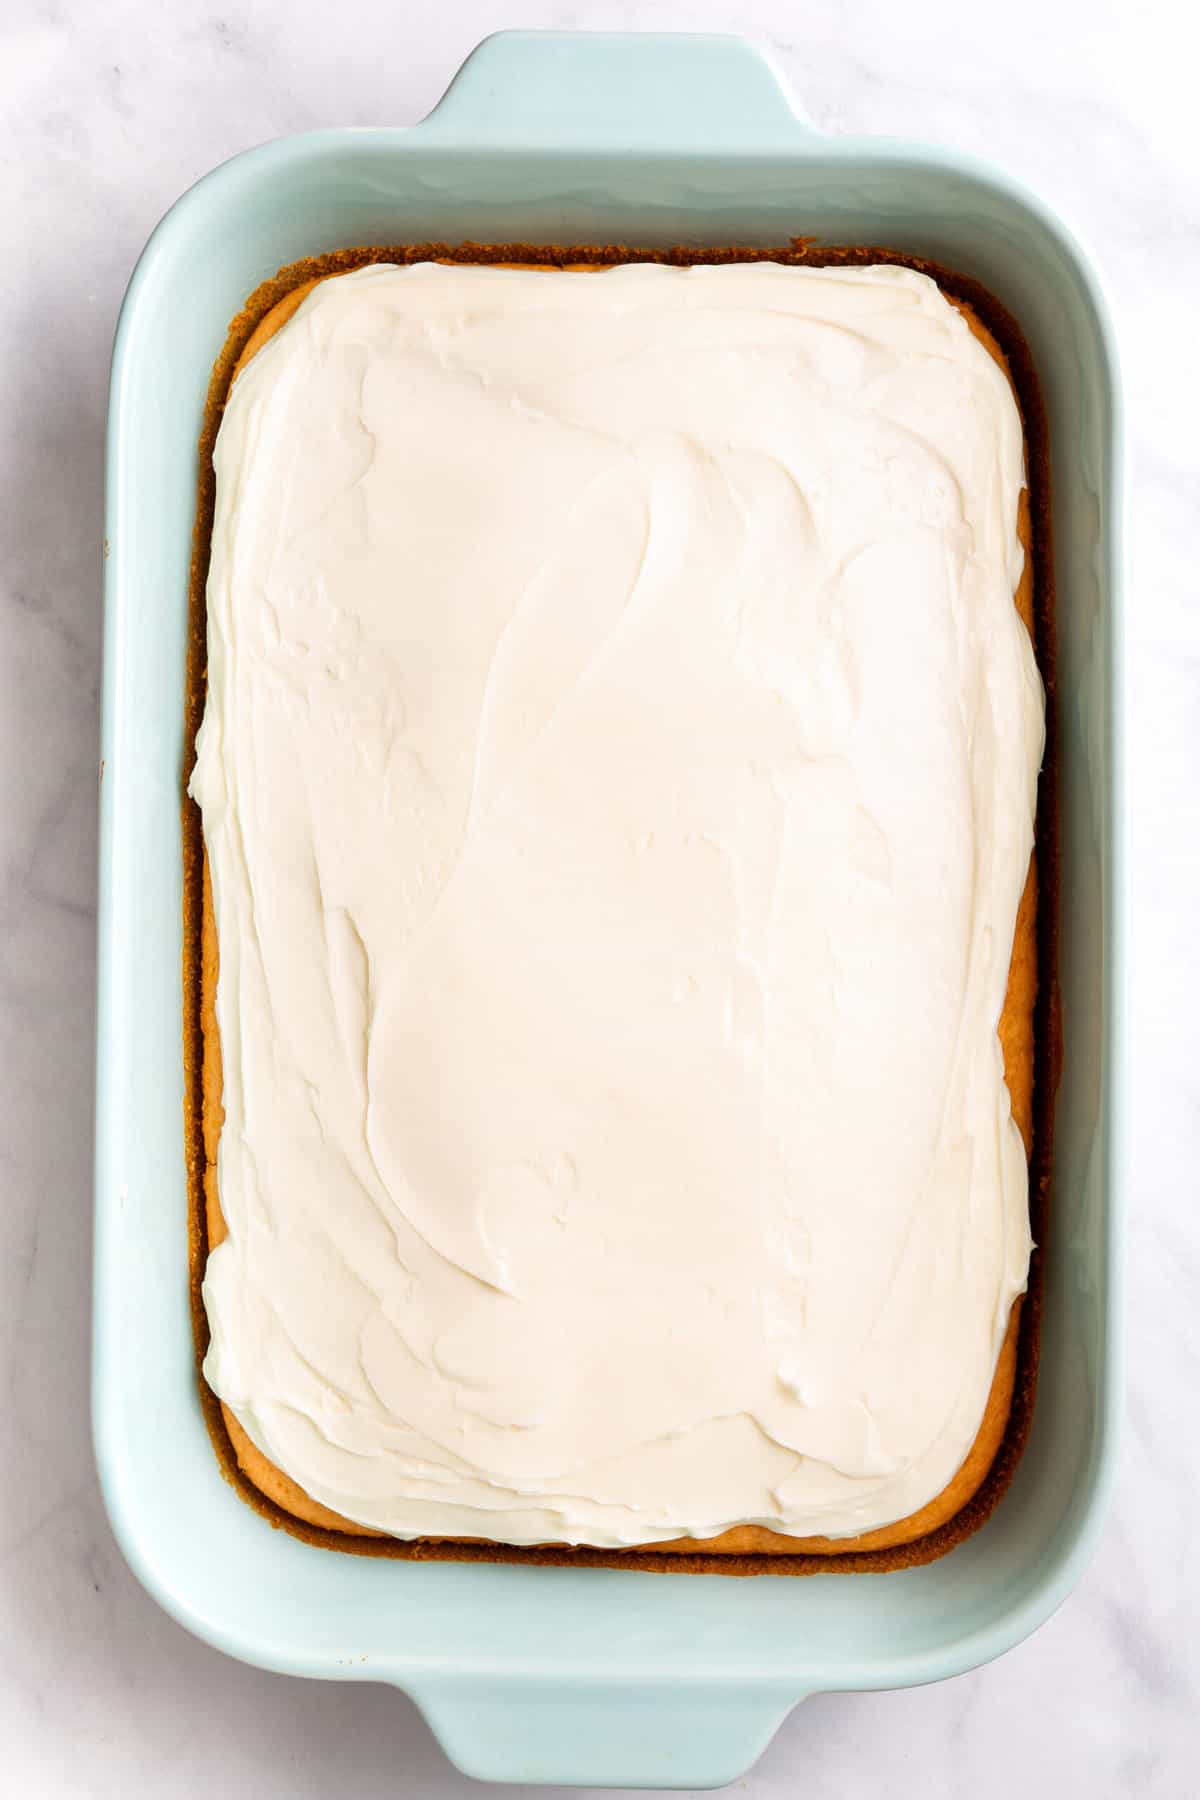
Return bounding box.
[95,31,1125,1788]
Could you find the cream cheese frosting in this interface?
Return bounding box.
[192,260,1044,1547]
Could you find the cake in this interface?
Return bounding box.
[185,250,1048,1571]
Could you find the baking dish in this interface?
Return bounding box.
[95,30,1125,1788]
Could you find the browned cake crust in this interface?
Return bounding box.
[183,243,1060,1575]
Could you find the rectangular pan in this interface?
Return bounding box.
[96,30,1125,1788]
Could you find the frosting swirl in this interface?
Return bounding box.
[193,261,1043,1545]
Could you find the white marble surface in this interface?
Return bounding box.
[3,0,1197,1792]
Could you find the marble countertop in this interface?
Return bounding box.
[4,0,1196,1793]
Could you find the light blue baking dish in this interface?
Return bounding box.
[95,31,1125,1789]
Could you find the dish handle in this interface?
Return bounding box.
[409,1674,802,1788]
[419,29,819,153]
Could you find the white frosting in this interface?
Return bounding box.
[193,261,1044,1547]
